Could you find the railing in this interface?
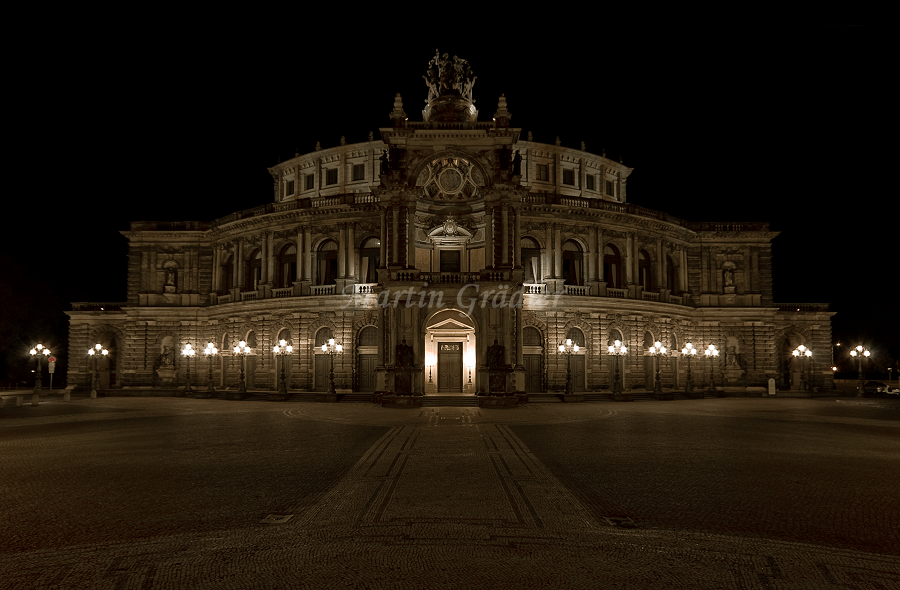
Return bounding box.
[354,283,378,294]
[642,291,660,302]
[564,285,588,296]
[70,302,126,311]
[776,303,830,312]
[354,194,379,204]
[560,197,588,208]
[312,196,342,208]
[240,291,258,301]
[272,287,294,298]
[607,288,627,299]
[311,285,336,296]
[524,284,546,294]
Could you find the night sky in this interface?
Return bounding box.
[4,32,895,385]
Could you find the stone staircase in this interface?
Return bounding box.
[423,395,479,407]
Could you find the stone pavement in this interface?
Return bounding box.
[1,397,898,589]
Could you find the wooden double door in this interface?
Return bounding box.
[437,342,463,392]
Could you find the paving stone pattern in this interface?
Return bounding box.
[1,397,898,589]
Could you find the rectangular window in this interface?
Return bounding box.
[440,250,461,273]
[326,168,338,185]
[606,180,615,196]
[286,180,294,195]
[536,163,549,181]
[352,163,365,181]
[586,175,595,191]
[562,169,575,186]
[306,174,315,190]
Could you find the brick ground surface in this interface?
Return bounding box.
[1,396,898,589]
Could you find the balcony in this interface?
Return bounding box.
[563,285,588,296]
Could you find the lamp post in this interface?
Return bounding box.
[87,343,108,398]
[607,339,627,396]
[180,343,195,395]
[321,338,343,396]
[273,339,293,394]
[426,352,435,384]
[791,345,812,392]
[705,344,719,394]
[850,345,870,397]
[29,344,51,393]
[681,342,697,395]
[648,341,667,395]
[231,340,251,399]
[201,342,218,398]
[558,338,580,395]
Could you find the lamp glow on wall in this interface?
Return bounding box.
[465,350,475,384]
[426,352,436,383]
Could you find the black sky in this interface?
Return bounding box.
[5,31,896,381]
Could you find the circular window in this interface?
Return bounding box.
[418,157,483,201]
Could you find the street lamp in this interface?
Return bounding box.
[465,351,474,385]
[181,343,195,395]
[850,345,870,396]
[704,344,719,394]
[558,339,580,395]
[681,342,697,395]
[321,338,343,396]
[648,341,667,395]
[607,339,627,395]
[86,343,108,398]
[29,344,51,393]
[273,339,293,394]
[426,352,435,384]
[791,344,812,391]
[201,342,218,397]
[232,340,252,398]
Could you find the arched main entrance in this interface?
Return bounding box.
[424,309,476,394]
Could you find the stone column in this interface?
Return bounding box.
[657,238,664,290]
[407,207,416,269]
[625,233,634,286]
[338,224,347,278]
[513,207,521,268]
[484,207,493,268]
[392,206,399,265]
[267,231,275,284]
[379,208,387,264]
[597,228,604,281]
[501,205,509,265]
[235,240,243,291]
[304,228,313,282]
[261,233,269,285]
[212,245,220,293]
[554,224,562,278]
[680,248,688,293]
[295,231,303,278]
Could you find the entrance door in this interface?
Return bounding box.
[358,354,376,391]
[314,355,332,391]
[572,356,585,392]
[524,354,542,392]
[438,342,463,392]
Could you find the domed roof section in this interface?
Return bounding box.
[421,50,478,123]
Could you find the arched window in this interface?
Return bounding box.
[359,237,381,284]
[315,327,333,347]
[521,237,541,283]
[317,240,338,285]
[246,249,262,290]
[277,244,297,288]
[358,326,378,346]
[639,249,653,291]
[603,245,622,288]
[608,329,624,346]
[562,240,583,286]
[666,254,677,292]
[222,255,234,292]
[523,326,542,346]
[566,328,585,347]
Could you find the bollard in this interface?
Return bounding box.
[90,390,97,399]
[16,396,24,407]
[32,393,39,407]
[63,391,71,402]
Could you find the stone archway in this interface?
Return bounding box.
[424,309,476,394]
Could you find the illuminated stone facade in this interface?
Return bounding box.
[66,55,833,396]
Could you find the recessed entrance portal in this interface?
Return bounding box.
[425,309,476,394]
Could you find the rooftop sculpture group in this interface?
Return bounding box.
[423,49,476,104]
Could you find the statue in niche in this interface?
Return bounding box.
[165,268,176,286]
[159,345,175,367]
[396,339,414,369]
[380,150,389,176]
[724,267,735,287]
[487,339,506,369]
[511,150,522,176]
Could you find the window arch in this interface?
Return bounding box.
[359,237,381,284]
[603,245,622,289]
[638,249,653,291]
[277,244,297,288]
[562,240,583,286]
[358,325,378,347]
[316,240,338,285]
[523,326,543,347]
[566,328,585,347]
[246,249,262,290]
[521,237,541,283]
[314,327,334,347]
[666,254,677,292]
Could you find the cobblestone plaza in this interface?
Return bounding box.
[2,396,898,589]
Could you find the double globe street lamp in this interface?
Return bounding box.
[180,343,195,396]
[558,339,580,395]
[201,342,218,398]
[705,344,719,394]
[681,342,697,395]
[232,340,252,399]
[273,339,293,394]
[30,344,51,393]
[607,339,627,395]
[321,338,343,396]
[648,341,667,395]
[87,343,108,398]
[791,344,812,391]
[850,345,870,397]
